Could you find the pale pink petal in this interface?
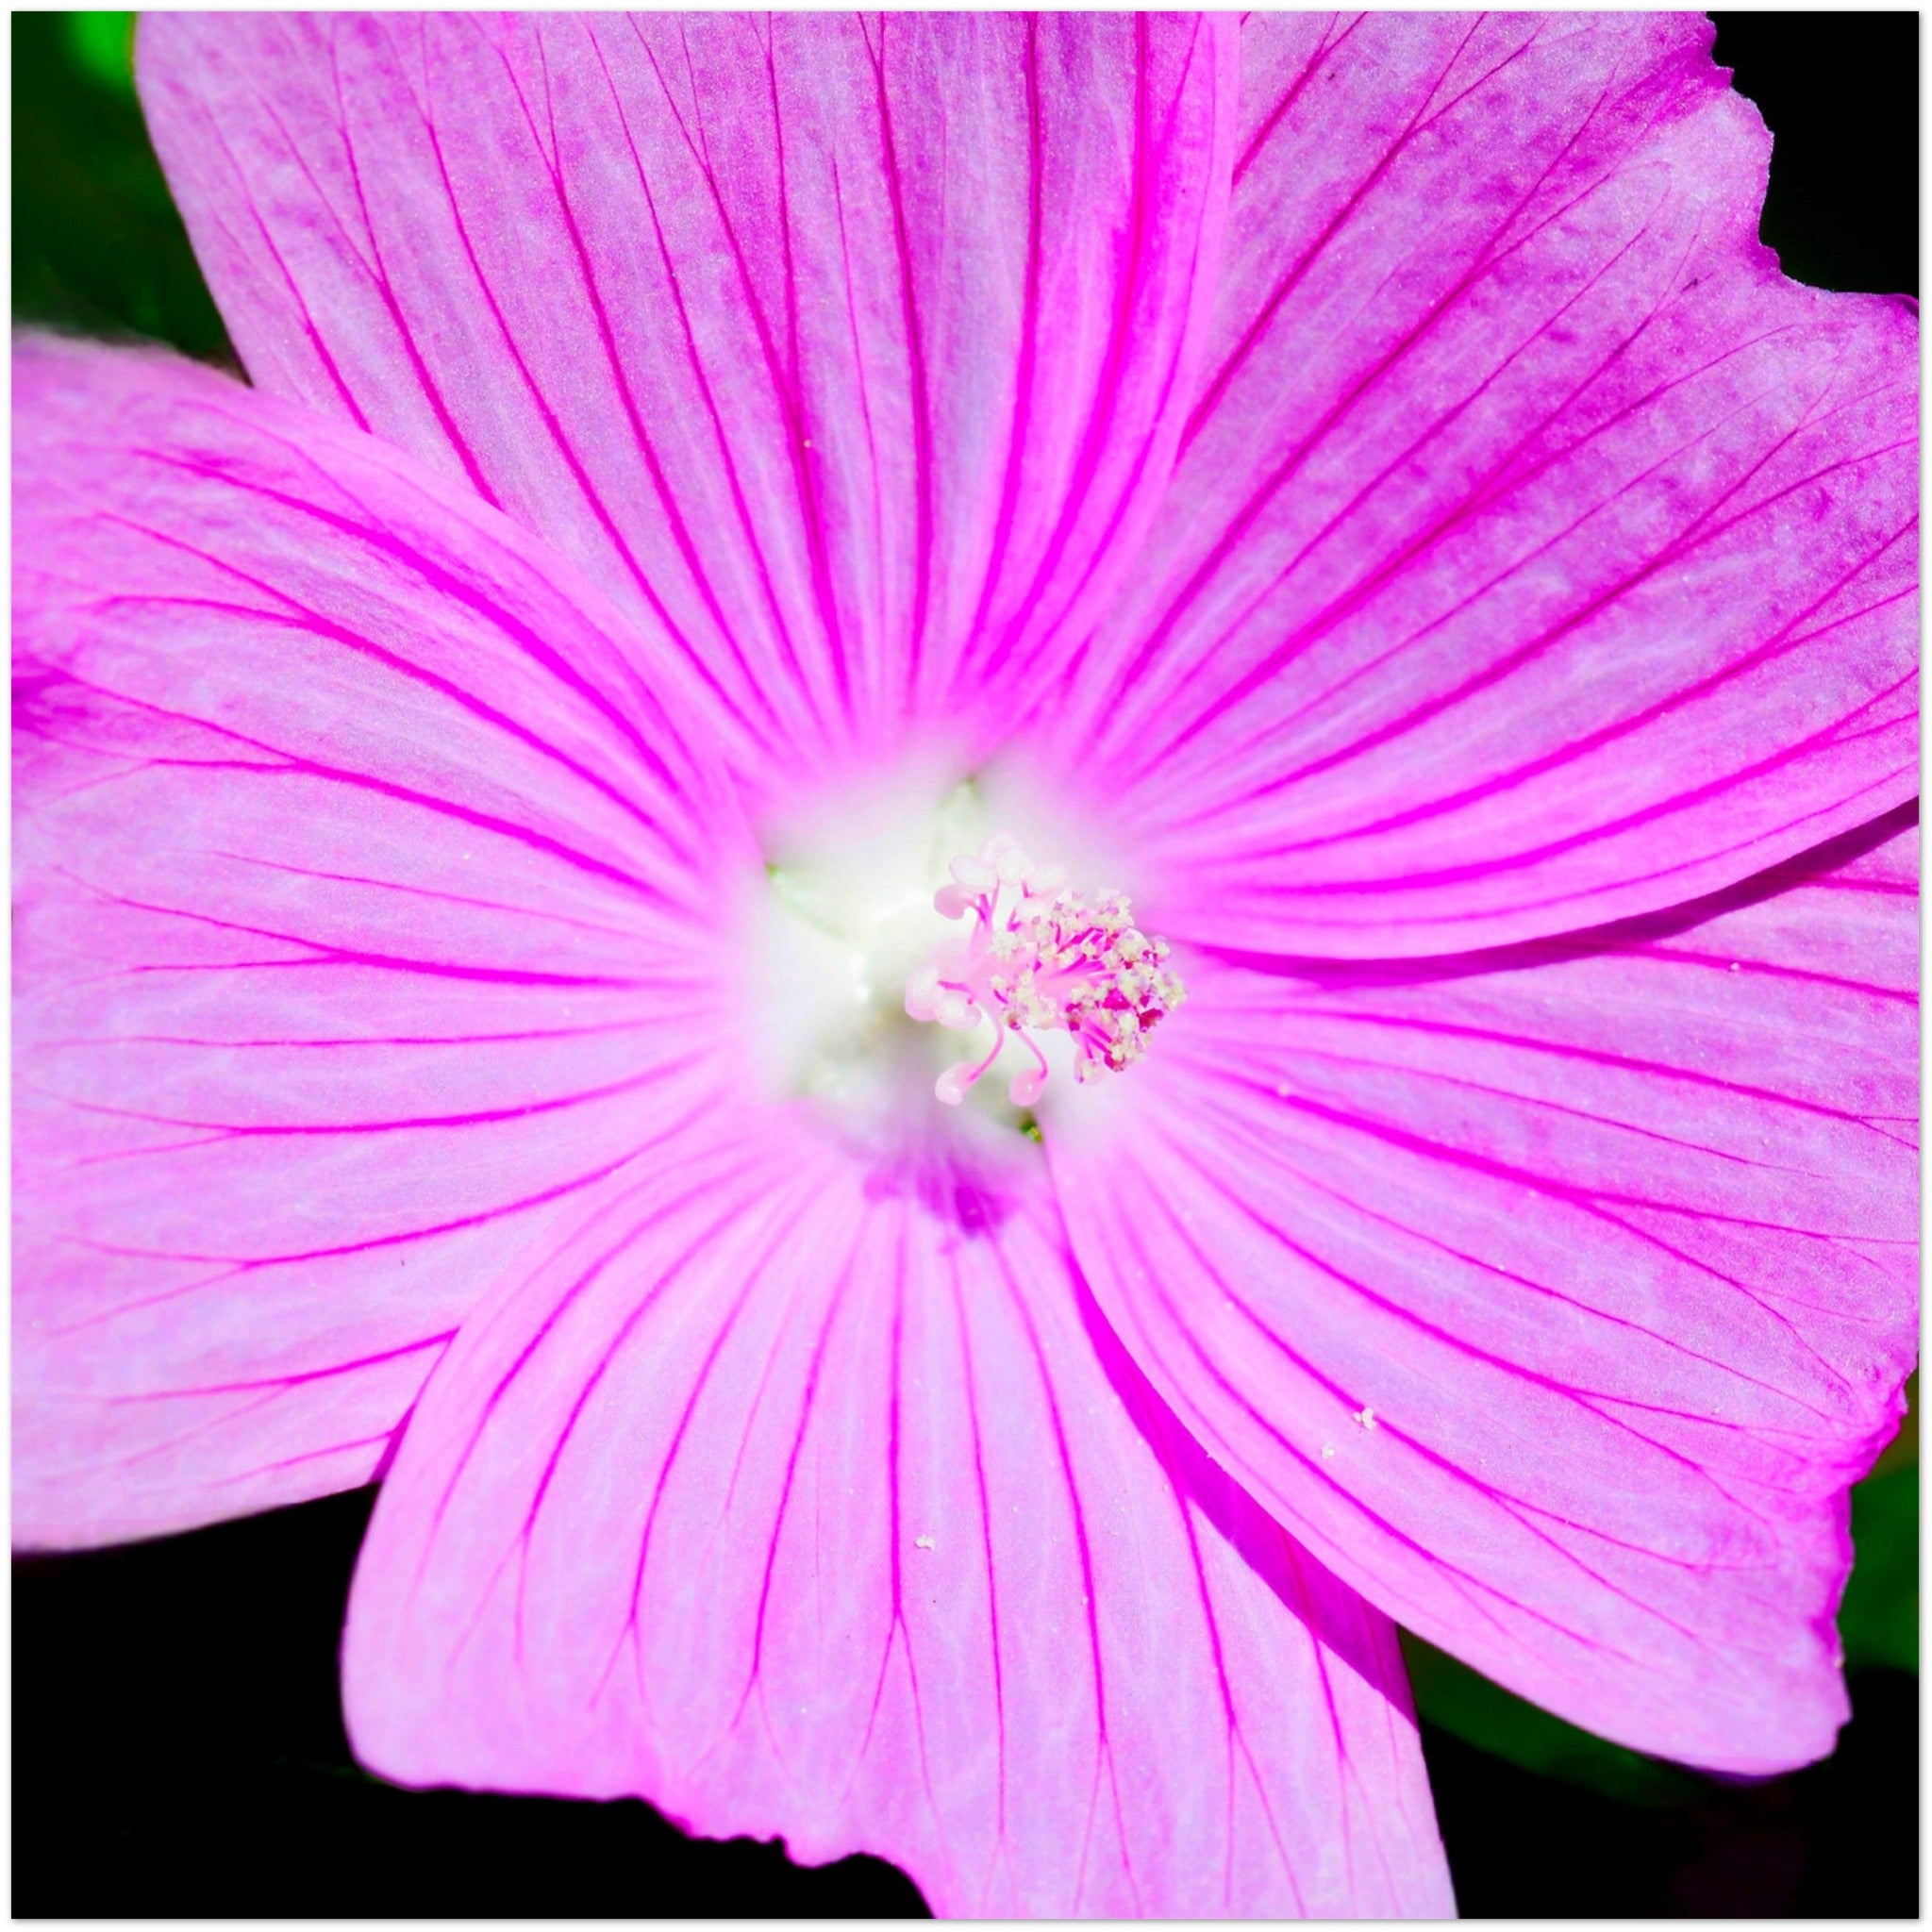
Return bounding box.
[13,336,740,1548]
[1044,15,1916,955]
[341,1111,1451,1916]
[1050,813,1918,1773]
[137,12,1236,771]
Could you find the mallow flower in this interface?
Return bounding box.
[13,11,1917,1917]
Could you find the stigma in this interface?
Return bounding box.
[905,833,1185,1109]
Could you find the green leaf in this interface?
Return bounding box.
[1870,1368,1917,1476]
[1399,1629,1705,1808]
[1840,1465,1918,1673]
[13,10,229,360]
[66,11,135,96]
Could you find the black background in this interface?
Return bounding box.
[13,11,1918,1918]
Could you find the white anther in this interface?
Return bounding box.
[994,845,1032,888]
[935,1062,974,1107]
[904,964,941,1023]
[934,988,980,1031]
[950,855,997,892]
[1008,1066,1046,1108]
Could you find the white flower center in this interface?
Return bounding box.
[744,774,1180,1132]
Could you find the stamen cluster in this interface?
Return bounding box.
[905,834,1185,1108]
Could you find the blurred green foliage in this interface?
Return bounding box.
[67,10,135,97]
[14,9,227,359]
[1840,1466,1918,1673]
[1872,1368,1919,1476]
[1399,1631,1706,1809]
[13,0,1920,1820]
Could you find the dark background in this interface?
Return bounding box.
[13,10,1918,1917]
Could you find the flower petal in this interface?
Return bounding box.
[1049,811,1918,1772]
[1049,14,1916,956]
[137,12,1236,772]
[341,1111,1450,1916]
[13,336,739,1548]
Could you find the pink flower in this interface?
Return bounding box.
[13,13,1916,1916]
